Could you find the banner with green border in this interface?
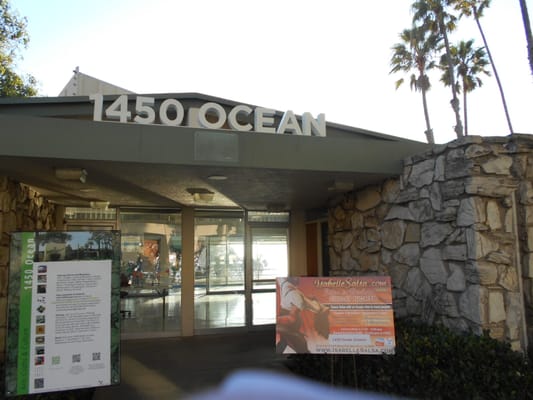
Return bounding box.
[16,232,36,394]
[5,231,121,397]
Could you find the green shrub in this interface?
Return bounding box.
[286,319,533,399]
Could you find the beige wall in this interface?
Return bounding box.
[289,209,307,277]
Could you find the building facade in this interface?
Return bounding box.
[0,74,428,358]
[1,72,531,359]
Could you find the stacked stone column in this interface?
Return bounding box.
[0,176,56,361]
[514,136,533,347]
[329,136,532,352]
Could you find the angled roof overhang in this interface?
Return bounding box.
[0,94,429,211]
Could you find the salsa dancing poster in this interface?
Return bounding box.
[276,276,395,354]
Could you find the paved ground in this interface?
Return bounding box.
[92,328,291,400]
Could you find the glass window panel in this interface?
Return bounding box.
[251,225,288,326]
[207,238,244,290]
[194,213,245,329]
[65,207,116,221]
[248,211,289,223]
[119,210,182,336]
[252,227,288,290]
[194,293,245,329]
[252,292,276,325]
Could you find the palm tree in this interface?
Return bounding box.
[440,39,490,135]
[390,26,441,144]
[412,0,464,138]
[453,0,514,134]
[519,0,533,76]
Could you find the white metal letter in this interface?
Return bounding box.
[276,110,302,135]
[105,95,131,123]
[228,105,253,131]
[253,107,276,133]
[159,99,184,126]
[134,96,156,125]
[302,113,326,137]
[198,102,226,129]
[89,93,103,121]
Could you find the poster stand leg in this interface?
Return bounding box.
[330,354,357,388]
[330,354,334,386]
[353,354,358,389]
[340,355,344,385]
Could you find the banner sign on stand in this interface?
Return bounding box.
[276,276,395,354]
[5,231,121,397]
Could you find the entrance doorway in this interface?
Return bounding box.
[194,211,289,331]
[248,225,288,325]
[65,207,289,336]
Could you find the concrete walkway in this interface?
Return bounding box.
[93,328,291,400]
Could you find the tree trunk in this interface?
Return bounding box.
[473,6,514,134]
[421,86,435,144]
[439,12,464,138]
[519,0,533,76]
[463,80,468,136]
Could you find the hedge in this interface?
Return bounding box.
[286,319,533,399]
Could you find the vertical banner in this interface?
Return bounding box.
[276,276,395,354]
[15,232,36,394]
[5,231,121,397]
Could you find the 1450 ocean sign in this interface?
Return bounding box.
[90,94,326,136]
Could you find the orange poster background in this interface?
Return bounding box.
[276,276,395,354]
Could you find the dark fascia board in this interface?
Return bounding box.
[0,92,428,145]
[0,113,428,175]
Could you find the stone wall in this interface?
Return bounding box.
[514,136,533,349]
[0,176,57,361]
[329,136,533,352]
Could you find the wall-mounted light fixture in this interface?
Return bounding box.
[55,168,87,183]
[193,192,215,202]
[187,188,215,203]
[90,201,110,210]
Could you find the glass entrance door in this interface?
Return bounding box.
[194,211,289,331]
[194,211,245,330]
[205,235,244,294]
[249,226,289,325]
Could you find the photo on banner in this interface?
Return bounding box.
[276,276,395,354]
[5,231,121,397]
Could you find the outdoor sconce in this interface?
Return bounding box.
[187,188,215,203]
[90,201,110,210]
[55,167,88,183]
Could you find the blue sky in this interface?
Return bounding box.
[9,0,533,144]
